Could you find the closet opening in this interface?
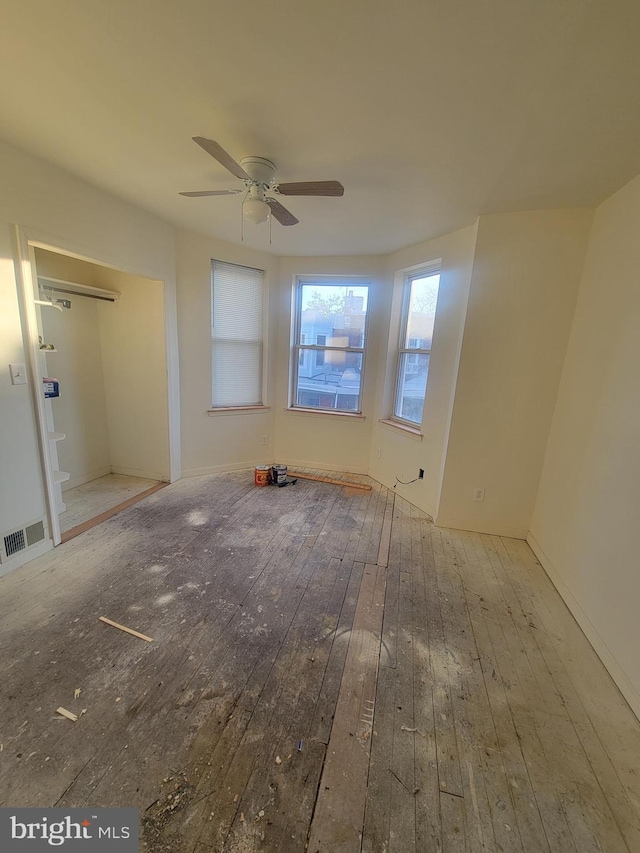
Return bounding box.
[25,244,171,544]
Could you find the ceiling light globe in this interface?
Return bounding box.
[243,199,270,224]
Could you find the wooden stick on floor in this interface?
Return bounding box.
[56,707,78,722]
[287,472,372,491]
[98,616,154,643]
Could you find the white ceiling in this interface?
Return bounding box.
[2,0,640,256]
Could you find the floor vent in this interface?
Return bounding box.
[1,518,48,563]
[25,520,45,546]
[4,529,25,557]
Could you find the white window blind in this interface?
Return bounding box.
[211,260,264,407]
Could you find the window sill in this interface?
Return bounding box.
[379,418,423,440]
[208,405,271,416]
[286,407,365,421]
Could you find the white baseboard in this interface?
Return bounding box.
[62,466,112,492]
[182,458,369,479]
[110,465,168,482]
[435,515,528,540]
[0,538,53,578]
[182,460,270,478]
[275,458,368,476]
[527,532,640,721]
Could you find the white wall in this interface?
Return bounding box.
[436,209,593,538]
[176,230,279,476]
[273,256,386,473]
[368,223,478,518]
[0,137,177,548]
[37,251,112,488]
[33,249,170,486]
[529,175,640,717]
[96,267,169,481]
[0,248,44,536]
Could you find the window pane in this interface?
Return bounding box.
[298,284,368,348]
[406,274,440,349]
[296,351,363,412]
[395,352,430,424]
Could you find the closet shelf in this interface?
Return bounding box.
[53,471,70,484]
[48,432,66,442]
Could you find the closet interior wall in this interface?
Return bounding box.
[35,249,169,513]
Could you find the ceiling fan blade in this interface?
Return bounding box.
[179,189,242,197]
[192,137,250,181]
[266,198,299,226]
[276,180,344,197]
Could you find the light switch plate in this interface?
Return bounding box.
[9,363,28,385]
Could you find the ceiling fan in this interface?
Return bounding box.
[179,137,344,226]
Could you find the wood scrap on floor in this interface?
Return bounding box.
[56,707,78,723]
[287,471,372,490]
[98,616,154,643]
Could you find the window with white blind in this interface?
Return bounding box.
[211,260,264,408]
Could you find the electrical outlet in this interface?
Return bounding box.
[473,487,485,502]
[9,364,27,385]
[376,448,381,459]
[261,435,267,446]
[419,468,424,479]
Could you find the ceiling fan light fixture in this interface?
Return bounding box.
[243,198,270,224]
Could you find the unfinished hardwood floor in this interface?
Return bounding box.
[59,473,162,536]
[0,470,639,852]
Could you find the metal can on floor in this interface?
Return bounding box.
[271,464,288,485]
[254,465,271,486]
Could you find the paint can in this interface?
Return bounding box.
[271,464,288,486]
[254,465,271,487]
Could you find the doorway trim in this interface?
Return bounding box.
[13,224,181,546]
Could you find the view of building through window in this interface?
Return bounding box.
[293,282,369,412]
[394,272,440,424]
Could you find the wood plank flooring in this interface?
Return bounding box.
[60,473,161,535]
[0,470,638,852]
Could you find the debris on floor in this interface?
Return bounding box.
[142,769,195,850]
[73,688,81,699]
[98,616,154,643]
[276,477,298,488]
[400,725,425,736]
[56,707,78,723]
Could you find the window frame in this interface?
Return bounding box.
[209,259,267,412]
[290,277,371,415]
[392,266,441,427]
